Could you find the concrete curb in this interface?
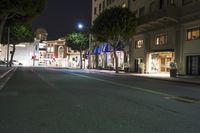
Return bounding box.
[128,74,200,85]
[83,69,200,85]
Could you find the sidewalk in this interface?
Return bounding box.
[1,67,199,85]
[83,69,200,85]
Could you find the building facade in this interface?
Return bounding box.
[44,39,82,68]
[91,0,200,75]
[130,0,200,75]
[91,0,129,70]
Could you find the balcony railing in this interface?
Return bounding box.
[138,5,180,26]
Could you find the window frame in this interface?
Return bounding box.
[155,34,168,45]
[186,26,200,41]
[135,39,144,49]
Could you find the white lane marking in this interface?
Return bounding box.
[0,67,15,79]
[32,68,56,88]
[71,73,199,104]
[0,67,17,90]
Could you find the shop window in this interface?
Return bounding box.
[187,27,200,40]
[155,34,168,45]
[135,40,144,49]
[186,56,200,75]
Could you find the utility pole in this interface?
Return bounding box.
[6,27,10,67]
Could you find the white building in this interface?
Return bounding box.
[0,40,40,66]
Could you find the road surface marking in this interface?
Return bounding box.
[0,67,17,90]
[0,67,16,79]
[32,69,56,88]
[71,73,199,104]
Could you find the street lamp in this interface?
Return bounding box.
[78,23,83,29]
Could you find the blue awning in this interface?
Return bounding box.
[102,43,109,52]
[93,46,100,54]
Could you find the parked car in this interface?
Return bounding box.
[0,60,7,66]
[12,60,23,66]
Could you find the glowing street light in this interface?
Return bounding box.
[78,23,83,29]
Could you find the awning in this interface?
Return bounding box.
[102,43,109,52]
[93,46,100,55]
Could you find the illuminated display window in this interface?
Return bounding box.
[135,40,143,49]
[187,27,200,40]
[155,34,168,45]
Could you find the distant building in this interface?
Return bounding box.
[43,38,82,68]
[0,40,39,66]
[129,0,200,75]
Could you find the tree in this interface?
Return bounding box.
[0,0,47,42]
[91,7,136,73]
[2,22,34,67]
[65,32,89,69]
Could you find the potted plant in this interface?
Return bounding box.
[124,62,130,73]
[139,62,145,74]
[169,61,177,77]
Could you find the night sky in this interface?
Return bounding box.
[32,0,92,40]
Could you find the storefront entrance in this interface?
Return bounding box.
[186,55,200,75]
[149,52,174,73]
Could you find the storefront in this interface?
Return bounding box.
[186,55,200,75]
[148,51,174,73]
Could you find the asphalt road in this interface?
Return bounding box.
[0,67,200,133]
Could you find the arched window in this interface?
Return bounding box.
[58,46,64,58]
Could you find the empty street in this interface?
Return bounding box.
[0,67,200,133]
